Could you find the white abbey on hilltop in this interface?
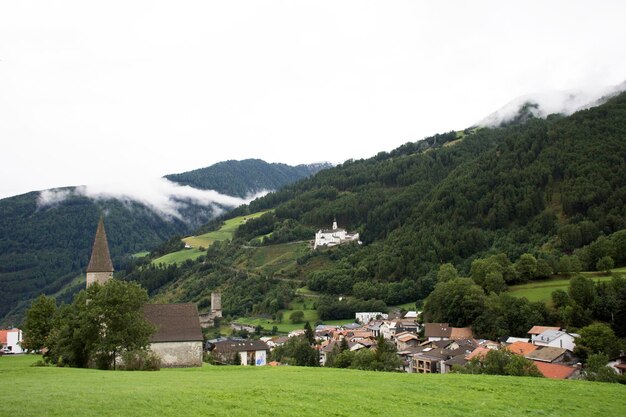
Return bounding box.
[314,218,360,250]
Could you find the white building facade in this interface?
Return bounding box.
[1,329,24,354]
[355,312,388,324]
[314,219,360,250]
[533,330,579,351]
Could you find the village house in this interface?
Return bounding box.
[314,219,360,250]
[143,304,204,367]
[532,361,580,380]
[532,329,579,351]
[395,332,420,351]
[319,340,338,366]
[411,348,448,373]
[504,336,530,344]
[380,321,399,340]
[407,339,481,374]
[525,346,574,364]
[527,326,561,343]
[507,341,538,356]
[423,323,473,341]
[210,339,270,366]
[355,312,388,323]
[403,311,419,319]
[0,328,24,354]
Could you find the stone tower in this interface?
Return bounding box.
[211,292,222,318]
[86,216,114,288]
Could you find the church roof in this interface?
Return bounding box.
[319,228,346,234]
[143,304,203,343]
[86,217,114,273]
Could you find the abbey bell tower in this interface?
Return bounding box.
[86,216,114,287]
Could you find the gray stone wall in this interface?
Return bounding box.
[150,341,203,367]
[86,271,113,287]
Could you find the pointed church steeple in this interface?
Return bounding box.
[332,217,338,230]
[86,216,114,287]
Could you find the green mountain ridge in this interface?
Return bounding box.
[165,159,333,197]
[121,92,626,333]
[0,160,329,325]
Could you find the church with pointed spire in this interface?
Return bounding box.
[83,215,204,367]
[86,217,114,287]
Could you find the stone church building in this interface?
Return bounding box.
[86,217,203,367]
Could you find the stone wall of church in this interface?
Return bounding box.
[86,271,113,287]
[150,341,203,367]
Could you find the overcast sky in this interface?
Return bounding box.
[1,1,625,199]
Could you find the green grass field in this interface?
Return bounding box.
[183,210,271,248]
[2,355,625,417]
[152,248,205,265]
[508,275,614,303]
[241,241,309,275]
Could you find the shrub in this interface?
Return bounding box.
[120,349,161,371]
[289,310,305,324]
[31,359,49,367]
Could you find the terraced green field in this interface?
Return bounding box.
[152,248,205,265]
[183,210,271,248]
[240,241,309,274]
[2,355,624,417]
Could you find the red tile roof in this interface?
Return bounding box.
[424,323,451,338]
[465,347,490,360]
[528,326,560,335]
[507,341,538,356]
[450,327,473,340]
[0,330,7,345]
[533,361,577,379]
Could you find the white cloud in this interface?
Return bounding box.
[2,1,626,198]
[478,81,626,127]
[37,178,268,221]
[37,189,73,207]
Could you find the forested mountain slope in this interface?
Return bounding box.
[124,92,626,323]
[246,92,626,277]
[0,160,328,325]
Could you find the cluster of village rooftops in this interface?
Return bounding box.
[213,313,625,379]
[2,218,625,378]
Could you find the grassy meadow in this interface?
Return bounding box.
[152,248,205,265]
[508,275,615,303]
[2,355,625,417]
[183,210,272,248]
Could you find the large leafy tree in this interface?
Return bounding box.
[574,323,622,362]
[423,278,486,327]
[460,349,542,377]
[21,294,57,352]
[271,336,319,367]
[47,280,154,369]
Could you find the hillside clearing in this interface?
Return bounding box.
[1,355,624,417]
[183,210,272,248]
[508,275,615,303]
[152,248,204,265]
